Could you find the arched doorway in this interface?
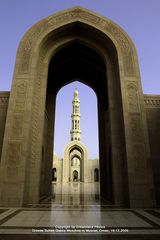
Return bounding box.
[52,168,57,182]
[94,168,99,182]
[73,170,78,181]
[0,7,155,207]
[70,148,81,182]
[47,41,115,203]
[63,142,88,183]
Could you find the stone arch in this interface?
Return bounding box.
[63,141,88,183]
[73,170,79,181]
[52,168,57,182]
[94,168,99,182]
[0,7,155,207]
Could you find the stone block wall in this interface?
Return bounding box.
[144,95,160,205]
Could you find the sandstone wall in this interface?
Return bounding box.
[1,90,160,205]
[144,95,160,205]
[0,92,9,160]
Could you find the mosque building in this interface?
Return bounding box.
[1,7,160,208]
[52,89,99,183]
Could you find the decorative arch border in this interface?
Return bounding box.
[16,7,138,77]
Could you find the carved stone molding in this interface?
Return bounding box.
[10,114,24,140]
[5,142,21,181]
[127,83,140,112]
[0,93,9,105]
[47,8,105,27]
[129,114,143,143]
[106,23,135,76]
[18,22,48,73]
[144,95,160,108]
[30,61,43,169]
[18,8,136,76]
[14,82,28,112]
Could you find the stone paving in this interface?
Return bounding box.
[0,183,159,239]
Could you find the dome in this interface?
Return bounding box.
[74,89,79,98]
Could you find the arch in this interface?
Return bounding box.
[52,168,57,182]
[73,170,78,181]
[0,7,155,208]
[63,141,88,183]
[94,168,99,182]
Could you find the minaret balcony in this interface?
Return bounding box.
[70,130,82,134]
[71,113,81,117]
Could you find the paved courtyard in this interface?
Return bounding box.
[0,183,160,239]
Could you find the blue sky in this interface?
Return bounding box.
[0,0,160,158]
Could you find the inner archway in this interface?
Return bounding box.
[73,170,78,181]
[43,41,122,205]
[52,81,100,204]
[94,168,99,182]
[52,168,57,182]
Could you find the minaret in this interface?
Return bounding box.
[70,89,81,141]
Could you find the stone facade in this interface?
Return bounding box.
[0,7,158,207]
[53,153,99,183]
[144,95,160,206]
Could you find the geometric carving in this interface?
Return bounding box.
[30,85,41,168]
[0,96,9,105]
[127,83,140,112]
[107,24,131,53]
[47,9,103,26]
[7,142,21,165]
[14,82,27,112]
[144,95,160,108]
[106,23,135,76]
[11,115,23,139]
[48,8,107,30]
[129,114,143,143]
[18,8,136,77]
[123,52,135,76]
[6,142,21,180]
[19,21,47,73]
[18,22,48,73]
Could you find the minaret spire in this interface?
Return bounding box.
[70,89,81,141]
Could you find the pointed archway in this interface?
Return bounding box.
[0,7,155,207]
